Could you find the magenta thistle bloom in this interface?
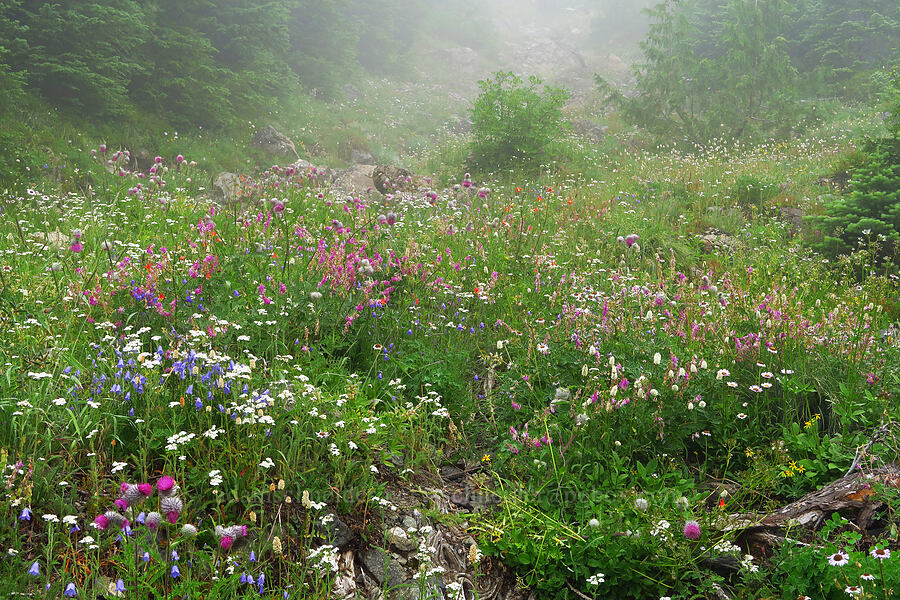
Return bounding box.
[94,515,109,530]
[157,476,175,494]
[220,536,234,550]
[176,155,184,163]
[70,241,83,253]
[683,520,701,539]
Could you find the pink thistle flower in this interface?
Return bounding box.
[94,515,109,530]
[157,476,175,493]
[683,520,701,539]
[220,536,234,550]
[138,483,153,496]
[176,155,184,163]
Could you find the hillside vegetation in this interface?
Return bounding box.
[1,1,899,599]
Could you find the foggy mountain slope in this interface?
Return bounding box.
[409,0,649,94]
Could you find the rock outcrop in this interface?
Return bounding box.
[250,125,299,161]
[372,165,424,195]
[211,172,242,204]
[350,148,376,165]
[331,164,377,196]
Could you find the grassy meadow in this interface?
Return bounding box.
[1,110,899,600]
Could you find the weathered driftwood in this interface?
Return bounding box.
[735,464,900,535]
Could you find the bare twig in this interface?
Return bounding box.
[565,580,593,600]
[846,421,893,476]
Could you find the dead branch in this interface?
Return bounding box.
[733,463,900,533]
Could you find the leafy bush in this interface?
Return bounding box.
[777,513,900,599]
[732,174,779,211]
[469,71,568,171]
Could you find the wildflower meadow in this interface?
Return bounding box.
[0,102,897,600]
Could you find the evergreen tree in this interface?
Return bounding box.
[599,0,705,141]
[0,2,25,113]
[4,0,148,116]
[601,0,802,144]
[712,0,798,139]
[288,0,360,97]
[808,72,900,263]
[346,0,423,76]
[787,0,900,98]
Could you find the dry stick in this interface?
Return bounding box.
[845,421,893,476]
[565,580,593,600]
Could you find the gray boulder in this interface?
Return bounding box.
[291,159,315,172]
[250,125,299,161]
[386,526,417,552]
[350,148,376,165]
[360,548,407,589]
[212,172,242,204]
[332,164,376,196]
[319,512,354,549]
[372,165,423,195]
[441,47,479,72]
[570,119,608,144]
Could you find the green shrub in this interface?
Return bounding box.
[469,71,568,171]
[732,174,779,211]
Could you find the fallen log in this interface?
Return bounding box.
[733,463,900,534]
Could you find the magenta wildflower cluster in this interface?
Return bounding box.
[94,475,183,531]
